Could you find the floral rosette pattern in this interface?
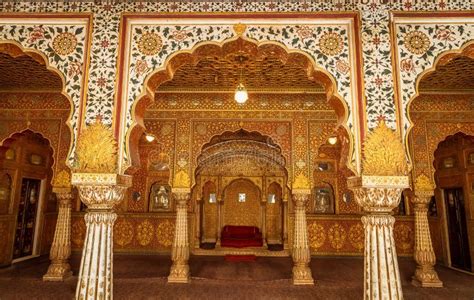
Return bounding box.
[0,22,88,165]
[396,23,474,144]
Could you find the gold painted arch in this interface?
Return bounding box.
[0,40,74,171]
[405,40,474,167]
[0,40,74,175]
[126,36,354,176]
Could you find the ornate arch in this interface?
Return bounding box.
[118,16,362,176]
[0,15,91,166]
[392,13,474,161]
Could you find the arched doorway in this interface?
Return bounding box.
[408,46,474,275]
[193,129,287,250]
[433,133,474,272]
[0,131,54,263]
[0,43,72,267]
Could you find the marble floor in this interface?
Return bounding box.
[0,254,473,299]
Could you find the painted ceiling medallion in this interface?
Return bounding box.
[404,31,430,55]
[138,32,162,56]
[318,32,343,56]
[52,32,77,56]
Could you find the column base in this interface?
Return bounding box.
[412,268,443,288]
[292,265,314,285]
[43,262,72,281]
[168,264,190,284]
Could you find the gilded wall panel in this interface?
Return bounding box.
[223,179,261,228]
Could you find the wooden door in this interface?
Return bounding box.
[13,178,41,259]
[444,188,472,271]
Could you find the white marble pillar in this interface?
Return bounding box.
[43,187,73,281]
[292,190,314,285]
[168,188,190,283]
[72,173,131,300]
[349,175,409,300]
[411,190,443,287]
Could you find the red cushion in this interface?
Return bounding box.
[221,225,263,248]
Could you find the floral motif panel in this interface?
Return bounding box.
[119,17,359,173]
[0,16,90,164]
[0,1,471,166]
[393,15,474,144]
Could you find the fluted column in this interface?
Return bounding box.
[72,173,131,300]
[43,187,73,281]
[292,190,314,285]
[349,175,409,300]
[168,188,190,283]
[411,189,442,287]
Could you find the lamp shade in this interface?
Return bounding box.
[234,83,248,104]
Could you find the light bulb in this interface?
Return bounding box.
[234,83,248,104]
[328,136,337,145]
[145,134,155,142]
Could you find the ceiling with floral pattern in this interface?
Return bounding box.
[157,52,325,93]
[419,56,474,92]
[0,53,63,92]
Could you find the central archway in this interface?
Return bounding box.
[126,37,354,177]
[193,129,287,248]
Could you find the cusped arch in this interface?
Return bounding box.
[406,40,474,165]
[126,37,353,174]
[0,41,74,170]
[0,129,56,176]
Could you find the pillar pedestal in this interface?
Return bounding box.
[43,187,73,281]
[349,175,409,300]
[291,190,314,285]
[168,188,190,283]
[411,189,443,288]
[72,173,131,300]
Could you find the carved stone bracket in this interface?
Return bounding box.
[43,186,73,281]
[72,173,131,300]
[411,189,443,288]
[348,175,409,300]
[168,187,191,283]
[291,189,314,285]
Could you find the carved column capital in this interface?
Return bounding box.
[349,175,409,299]
[348,175,409,212]
[72,173,131,299]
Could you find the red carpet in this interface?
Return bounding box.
[225,254,257,262]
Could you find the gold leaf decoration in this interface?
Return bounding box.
[362,120,408,176]
[173,170,190,188]
[52,170,71,188]
[233,23,247,36]
[414,174,435,191]
[75,120,117,173]
[292,173,311,190]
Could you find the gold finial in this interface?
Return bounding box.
[52,170,71,188]
[234,23,247,36]
[292,173,311,190]
[362,120,408,176]
[74,119,117,173]
[414,174,435,191]
[173,170,191,188]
